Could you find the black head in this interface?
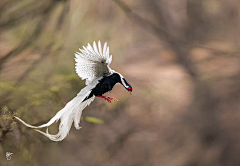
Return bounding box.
[115,72,132,94]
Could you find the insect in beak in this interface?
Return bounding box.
[127,87,132,95]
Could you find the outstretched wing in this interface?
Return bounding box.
[74,41,113,85]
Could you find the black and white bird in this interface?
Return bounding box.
[15,41,132,141]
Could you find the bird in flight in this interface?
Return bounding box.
[15,41,132,141]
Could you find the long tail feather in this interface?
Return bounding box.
[15,90,95,141]
[37,96,94,141]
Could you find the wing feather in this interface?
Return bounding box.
[87,43,95,55]
[75,41,113,85]
[103,42,107,60]
[98,41,103,57]
[108,55,112,64]
[106,46,109,59]
[93,41,100,57]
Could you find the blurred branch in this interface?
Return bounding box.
[0,1,57,73]
[0,0,15,17]
[112,0,240,77]
[0,44,61,106]
[14,46,54,87]
[0,1,49,29]
[191,43,240,57]
[112,0,169,41]
[56,1,70,31]
[112,0,198,79]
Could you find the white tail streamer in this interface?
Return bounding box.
[15,79,101,141]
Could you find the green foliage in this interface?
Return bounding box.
[20,143,33,162]
[85,116,104,125]
[0,82,15,90]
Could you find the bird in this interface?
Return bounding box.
[14,41,132,141]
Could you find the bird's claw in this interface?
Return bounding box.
[107,96,118,102]
[97,95,118,103]
[105,98,111,103]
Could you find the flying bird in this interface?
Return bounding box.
[15,41,132,141]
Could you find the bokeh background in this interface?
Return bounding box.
[1,0,240,165]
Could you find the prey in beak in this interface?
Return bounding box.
[127,87,132,94]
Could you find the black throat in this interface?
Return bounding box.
[83,73,121,102]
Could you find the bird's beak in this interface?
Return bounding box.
[127,87,132,95]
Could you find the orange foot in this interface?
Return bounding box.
[97,95,119,103]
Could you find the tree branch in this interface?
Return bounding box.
[112,0,198,79]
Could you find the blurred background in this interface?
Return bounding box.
[1,0,240,165]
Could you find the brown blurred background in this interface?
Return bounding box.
[1,0,240,165]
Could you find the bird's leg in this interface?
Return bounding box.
[97,95,119,103]
[97,96,112,103]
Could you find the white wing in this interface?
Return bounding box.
[74,40,113,85]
